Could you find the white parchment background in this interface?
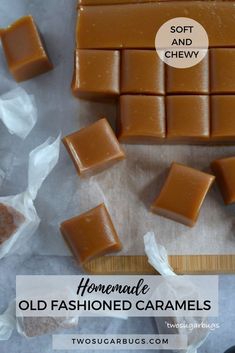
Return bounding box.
[0,0,235,257]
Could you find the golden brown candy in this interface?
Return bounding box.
[151,163,215,227]
[211,157,235,205]
[0,203,25,244]
[63,118,125,177]
[60,203,122,264]
[1,15,53,82]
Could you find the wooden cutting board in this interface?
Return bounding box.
[84,255,235,274]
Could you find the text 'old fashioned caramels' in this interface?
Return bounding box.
[0,203,24,244]
[72,49,120,99]
[118,95,165,143]
[211,156,235,205]
[0,15,53,82]
[63,118,125,177]
[151,163,215,227]
[60,203,122,264]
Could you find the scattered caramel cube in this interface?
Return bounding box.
[211,156,235,205]
[151,163,215,227]
[0,15,53,82]
[60,203,122,264]
[63,118,125,177]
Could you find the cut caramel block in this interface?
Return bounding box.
[166,55,209,94]
[72,49,120,99]
[166,96,210,143]
[211,156,235,205]
[118,95,165,144]
[60,203,122,264]
[0,15,53,82]
[151,163,215,227]
[121,50,164,95]
[210,49,235,94]
[211,96,235,142]
[77,2,235,49]
[63,118,125,177]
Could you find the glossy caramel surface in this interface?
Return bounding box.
[72,49,120,99]
[1,15,52,82]
[63,118,125,177]
[118,95,165,143]
[151,163,215,227]
[60,203,122,264]
[211,157,235,205]
[121,50,164,95]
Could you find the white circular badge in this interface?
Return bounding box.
[155,17,209,68]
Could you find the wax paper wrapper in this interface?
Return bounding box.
[0,87,37,139]
[0,289,78,340]
[144,231,210,353]
[0,87,37,189]
[0,136,60,259]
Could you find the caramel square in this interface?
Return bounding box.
[60,203,122,264]
[210,49,235,93]
[63,118,125,177]
[118,95,165,144]
[211,96,235,142]
[166,96,210,142]
[0,16,53,82]
[166,56,209,94]
[211,156,235,205]
[151,163,215,227]
[121,50,164,95]
[72,49,120,99]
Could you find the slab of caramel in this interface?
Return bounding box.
[0,203,24,244]
[0,15,53,82]
[77,2,235,49]
[210,49,235,94]
[211,157,235,205]
[121,50,164,95]
[151,163,215,227]
[60,203,122,264]
[166,56,209,94]
[118,95,165,144]
[72,49,120,99]
[211,96,235,142]
[166,96,210,143]
[62,118,125,177]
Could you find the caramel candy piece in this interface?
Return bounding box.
[210,49,235,94]
[63,118,125,177]
[0,16,53,82]
[211,96,235,142]
[211,157,235,205]
[118,95,165,144]
[166,96,210,143]
[72,49,120,99]
[60,203,122,264]
[77,2,235,49]
[166,56,209,94]
[151,163,215,227]
[0,203,24,244]
[121,50,164,95]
